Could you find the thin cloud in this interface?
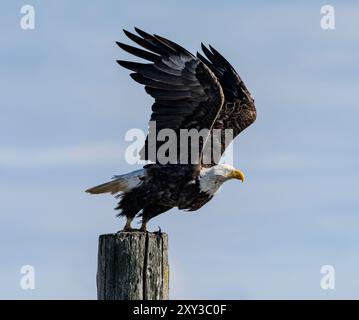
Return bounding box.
[0,142,124,168]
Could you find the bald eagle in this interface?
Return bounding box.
[86,28,256,232]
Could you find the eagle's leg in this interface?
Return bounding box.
[123,217,134,232]
[139,219,148,232]
[139,205,172,233]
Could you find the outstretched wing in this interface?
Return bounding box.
[117,28,224,164]
[197,44,257,165]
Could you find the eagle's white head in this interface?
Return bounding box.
[199,164,245,195]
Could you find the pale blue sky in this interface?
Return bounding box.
[0,0,358,299]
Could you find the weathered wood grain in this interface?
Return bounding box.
[97,231,169,300]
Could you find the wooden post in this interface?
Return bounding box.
[97,232,169,300]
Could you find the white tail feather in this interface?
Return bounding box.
[86,169,144,195]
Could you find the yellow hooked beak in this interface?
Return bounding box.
[228,169,245,183]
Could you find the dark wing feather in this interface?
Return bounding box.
[117,28,224,164]
[197,44,257,166]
